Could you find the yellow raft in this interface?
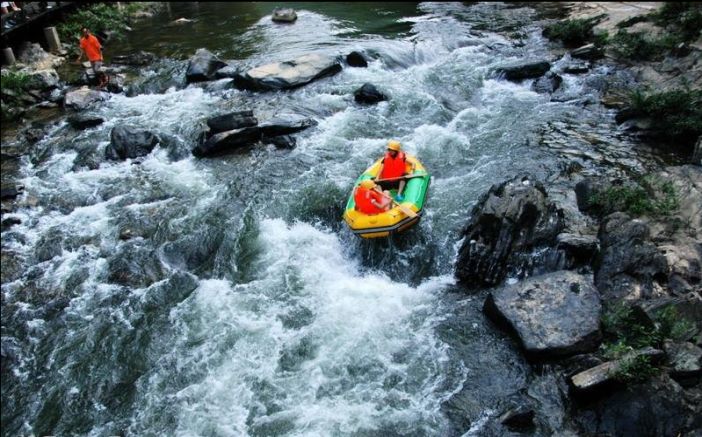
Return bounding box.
[343,155,430,238]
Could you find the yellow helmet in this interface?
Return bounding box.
[360,179,376,189]
[387,140,401,152]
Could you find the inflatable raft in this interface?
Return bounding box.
[343,155,430,238]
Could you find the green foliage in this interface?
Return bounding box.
[588,176,679,218]
[627,88,702,143]
[56,2,152,44]
[1,70,30,93]
[609,30,680,61]
[543,16,604,47]
[656,306,696,342]
[654,2,702,41]
[615,353,660,383]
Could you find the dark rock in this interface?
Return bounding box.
[563,62,590,74]
[206,110,257,135]
[185,48,227,83]
[106,126,160,161]
[664,340,702,386]
[571,43,603,60]
[574,177,609,213]
[531,72,562,93]
[354,83,388,104]
[234,53,342,91]
[23,124,49,144]
[572,374,696,437]
[346,51,368,67]
[72,144,103,171]
[500,405,535,430]
[1,217,21,231]
[272,8,297,23]
[0,185,23,200]
[639,297,702,342]
[556,233,599,265]
[111,51,156,66]
[27,69,60,90]
[141,271,199,311]
[494,60,551,80]
[258,114,317,137]
[107,241,166,288]
[214,64,239,79]
[192,126,262,157]
[594,212,668,302]
[569,347,664,396]
[455,174,565,288]
[484,271,602,360]
[68,114,104,130]
[266,135,296,149]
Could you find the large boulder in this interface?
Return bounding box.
[346,51,368,67]
[354,83,388,104]
[594,212,668,302]
[484,271,602,360]
[234,53,342,91]
[63,87,110,110]
[272,8,297,23]
[106,126,160,160]
[206,110,257,135]
[68,114,105,130]
[455,174,565,288]
[27,69,60,90]
[185,48,227,83]
[192,126,262,157]
[494,60,551,80]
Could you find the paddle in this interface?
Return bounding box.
[374,173,427,183]
[391,199,418,218]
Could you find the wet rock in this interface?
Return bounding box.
[594,212,668,302]
[234,53,342,91]
[106,126,160,161]
[569,347,664,395]
[1,217,21,231]
[23,123,49,144]
[484,271,602,360]
[63,87,110,110]
[500,405,535,431]
[574,177,610,213]
[72,144,103,171]
[531,72,562,93]
[111,51,156,66]
[354,83,388,104]
[563,62,590,74]
[272,7,297,23]
[266,135,296,149]
[107,241,166,288]
[185,48,227,83]
[572,374,696,437]
[0,185,23,200]
[206,110,257,135]
[571,43,603,60]
[664,340,702,384]
[192,126,262,157]
[141,271,199,311]
[494,59,551,80]
[0,250,23,283]
[67,114,104,130]
[27,69,60,90]
[214,64,239,79]
[346,51,368,67]
[455,174,565,288]
[258,114,317,137]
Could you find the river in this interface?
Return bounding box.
[1,2,648,436]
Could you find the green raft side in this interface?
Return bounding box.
[345,171,430,212]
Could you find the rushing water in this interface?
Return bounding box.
[1,2,652,436]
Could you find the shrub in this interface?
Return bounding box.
[588,176,679,218]
[627,88,702,144]
[609,30,680,61]
[655,2,702,41]
[1,70,30,93]
[543,15,605,47]
[615,353,660,383]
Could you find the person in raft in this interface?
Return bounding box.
[374,140,414,201]
[75,27,108,89]
[354,179,393,215]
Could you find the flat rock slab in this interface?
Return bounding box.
[494,60,551,80]
[484,271,602,360]
[234,53,342,91]
[63,87,110,110]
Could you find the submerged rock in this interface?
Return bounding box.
[185,48,227,83]
[234,53,342,91]
[106,126,160,160]
[494,60,551,80]
[484,271,602,360]
[354,83,388,104]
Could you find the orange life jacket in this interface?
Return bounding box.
[354,186,388,214]
[379,151,407,180]
[80,34,102,62]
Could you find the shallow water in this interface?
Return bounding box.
[1,2,651,436]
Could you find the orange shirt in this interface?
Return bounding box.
[80,34,102,62]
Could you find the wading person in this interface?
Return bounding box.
[375,140,414,201]
[75,27,108,89]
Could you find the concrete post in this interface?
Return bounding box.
[44,26,61,53]
[2,47,16,66]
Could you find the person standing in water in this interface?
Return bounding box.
[75,26,108,89]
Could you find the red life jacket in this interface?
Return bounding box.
[379,151,407,180]
[354,186,387,214]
